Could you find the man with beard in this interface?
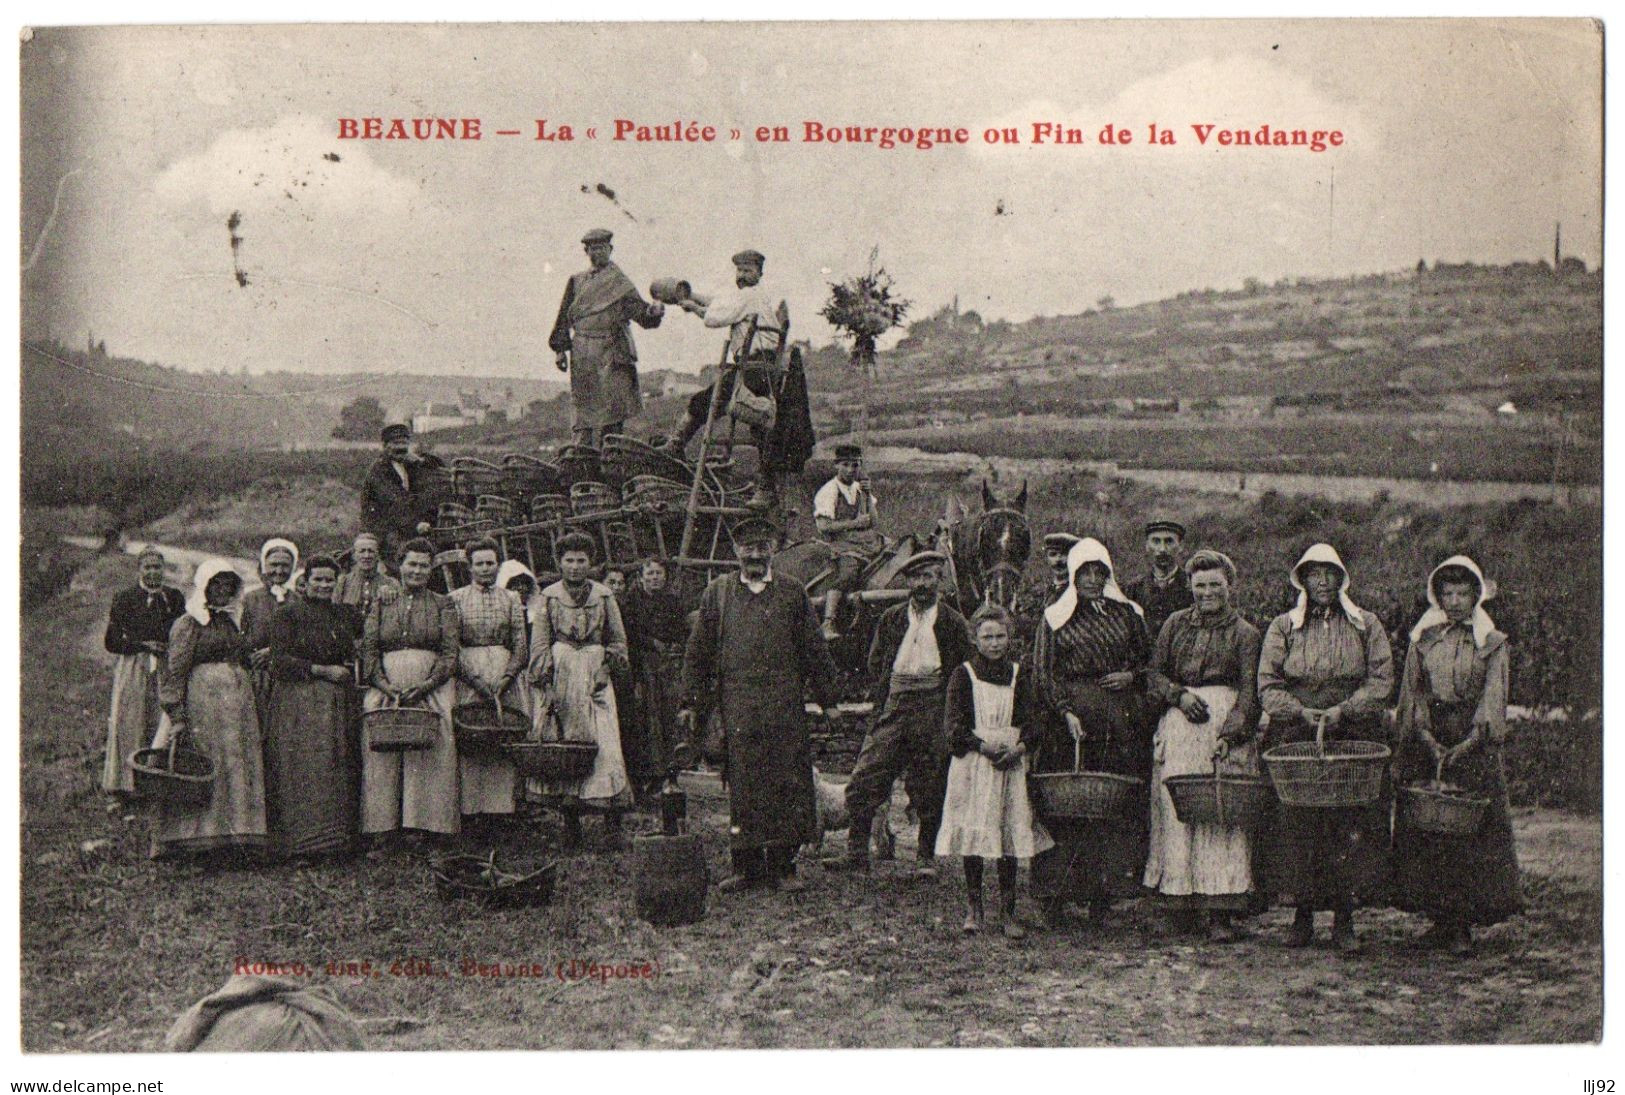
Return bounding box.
[825,552,974,877]
[676,515,839,894]
[549,228,666,449]
[666,249,816,510]
[1122,518,1193,641]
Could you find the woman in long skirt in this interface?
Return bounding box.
[264,554,360,858]
[528,532,632,850]
[102,547,185,800]
[619,557,690,796]
[241,538,300,726]
[1031,537,1153,929]
[1391,555,1523,954]
[152,559,267,859]
[1257,542,1395,954]
[1143,549,1263,942]
[360,538,461,838]
[450,538,530,824]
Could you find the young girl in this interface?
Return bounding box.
[936,604,1053,937]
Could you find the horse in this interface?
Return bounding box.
[933,479,1032,612]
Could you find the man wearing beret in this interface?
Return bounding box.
[1122,518,1193,640]
[827,551,972,877]
[677,515,840,894]
[549,229,666,449]
[668,249,817,510]
[360,423,436,566]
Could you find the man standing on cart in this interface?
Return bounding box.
[549,228,666,449]
[667,248,816,511]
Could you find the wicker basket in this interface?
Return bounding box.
[452,702,531,757]
[128,734,215,810]
[451,458,507,499]
[432,852,557,908]
[504,741,598,782]
[1030,737,1143,821]
[364,702,441,752]
[1165,760,1273,829]
[570,481,619,516]
[1262,713,1390,809]
[1398,760,1489,836]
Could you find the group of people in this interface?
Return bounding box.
[810,519,1523,955]
[101,530,691,862]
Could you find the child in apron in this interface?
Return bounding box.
[936,604,1053,937]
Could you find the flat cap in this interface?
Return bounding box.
[731,249,766,269]
[381,423,411,442]
[732,514,783,545]
[581,228,614,245]
[897,550,947,576]
[1145,518,1187,539]
[1042,532,1082,549]
[833,443,863,461]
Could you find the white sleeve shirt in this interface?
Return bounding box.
[891,602,942,676]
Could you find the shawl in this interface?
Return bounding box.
[1286,542,1368,631]
[1044,537,1143,631]
[1409,554,1498,647]
[569,262,640,323]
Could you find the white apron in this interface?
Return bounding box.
[456,645,525,815]
[935,663,1053,860]
[1143,683,1256,897]
[361,648,459,835]
[526,639,630,807]
[104,651,163,794]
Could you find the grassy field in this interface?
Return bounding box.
[18,542,1603,1051]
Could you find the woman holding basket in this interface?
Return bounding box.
[1391,556,1523,955]
[450,538,530,825]
[1143,549,1263,943]
[1257,543,1395,954]
[1031,537,1153,930]
[360,538,461,839]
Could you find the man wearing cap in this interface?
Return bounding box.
[360,424,436,566]
[668,249,817,510]
[1122,518,1194,640]
[827,551,972,876]
[812,444,885,640]
[676,515,839,894]
[549,229,665,448]
[1014,532,1081,648]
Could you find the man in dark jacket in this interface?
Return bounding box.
[360,423,435,566]
[826,551,973,876]
[1121,517,1193,642]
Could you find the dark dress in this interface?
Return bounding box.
[1123,571,1196,647]
[266,599,362,856]
[1031,598,1153,907]
[1257,604,1395,910]
[1391,625,1524,925]
[620,584,690,792]
[241,587,297,726]
[681,573,838,878]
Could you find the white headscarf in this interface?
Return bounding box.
[258,538,300,603]
[186,559,245,627]
[1286,543,1367,631]
[1409,554,1497,647]
[495,559,539,618]
[1044,537,1143,631]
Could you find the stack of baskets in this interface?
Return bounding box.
[1261,713,1390,809]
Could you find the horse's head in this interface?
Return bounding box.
[971,479,1031,609]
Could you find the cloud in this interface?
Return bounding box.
[154,115,422,218]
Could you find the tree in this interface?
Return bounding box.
[333,395,386,441]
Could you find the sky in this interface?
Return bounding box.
[19,19,1603,378]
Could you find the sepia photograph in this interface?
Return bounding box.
[15,16,1604,1067]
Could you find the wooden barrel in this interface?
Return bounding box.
[632,834,709,926]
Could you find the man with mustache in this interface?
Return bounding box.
[1123,518,1193,641]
